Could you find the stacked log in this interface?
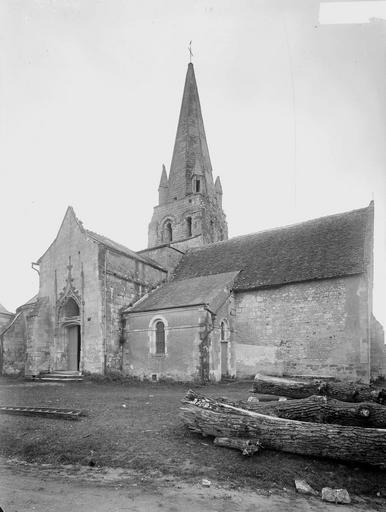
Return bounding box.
[252,374,386,404]
[213,437,261,456]
[183,389,386,428]
[180,403,386,469]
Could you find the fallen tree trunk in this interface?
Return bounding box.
[213,437,261,456]
[183,390,386,428]
[180,404,386,469]
[252,374,386,404]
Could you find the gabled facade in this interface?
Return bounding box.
[2,207,167,376]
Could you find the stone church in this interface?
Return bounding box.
[1,63,384,382]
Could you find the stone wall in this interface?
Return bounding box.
[370,315,385,379]
[17,207,168,376]
[123,294,235,382]
[1,313,26,375]
[1,301,36,375]
[207,296,236,382]
[0,312,13,332]
[123,307,205,381]
[34,209,103,375]
[148,192,227,249]
[137,246,184,272]
[234,275,371,382]
[103,249,167,371]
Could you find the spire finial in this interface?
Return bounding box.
[188,41,193,63]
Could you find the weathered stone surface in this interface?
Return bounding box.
[2,207,167,377]
[321,487,351,504]
[234,275,372,382]
[294,479,318,496]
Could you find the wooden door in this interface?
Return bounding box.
[67,325,80,370]
[220,341,228,377]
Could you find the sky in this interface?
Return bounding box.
[1,0,385,327]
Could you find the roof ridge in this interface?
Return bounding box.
[184,204,371,254]
[172,204,370,289]
[86,229,167,271]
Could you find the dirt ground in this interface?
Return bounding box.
[0,458,382,512]
[0,378,385,510]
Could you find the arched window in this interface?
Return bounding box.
[186,216,192,237]
[63,297,79,318]
[164,222,173,242]
[220,319,229,341]
[220,321,226,341]
[192,176,201,194]
[155,321,165,354]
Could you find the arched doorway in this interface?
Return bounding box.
[60,297,81,371]
[66,324,81,371]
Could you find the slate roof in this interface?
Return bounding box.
[128,271,239,313]
[86,230,166,271]
[173,205,372,291]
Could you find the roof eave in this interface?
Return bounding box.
[234,271,366,293]
[125,302,207,315]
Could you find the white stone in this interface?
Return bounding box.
[294,479,318,496]
[321,487,351,504]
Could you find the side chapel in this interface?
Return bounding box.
[1,63,384,382]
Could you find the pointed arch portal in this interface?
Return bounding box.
[59,295,81,371]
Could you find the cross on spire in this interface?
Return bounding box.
[188,41,193,63]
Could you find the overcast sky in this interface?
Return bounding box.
[1,0,385,327]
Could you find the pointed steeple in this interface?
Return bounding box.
[158,164,169,205]
[167,63,215,201]
[147,63,228,250]
[159,164,168,187]
[215,176,223,208]
[215,176,223,194]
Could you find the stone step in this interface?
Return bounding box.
[36,370,83,382]
[48,370,82,376]
[39,377,84,382]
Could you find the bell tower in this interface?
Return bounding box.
[148,63,228,249]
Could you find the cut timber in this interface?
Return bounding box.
[183,390,386,428]
[252,374,386,404]
[213,437,261,456]
[180,404,386,469]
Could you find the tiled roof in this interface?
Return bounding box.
[173,205,372,290]
[128,271,239,313]
[86,230,166,271]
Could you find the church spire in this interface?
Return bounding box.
[158,164,168,205]
[167,63,214,201]
[147,62,228,250]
